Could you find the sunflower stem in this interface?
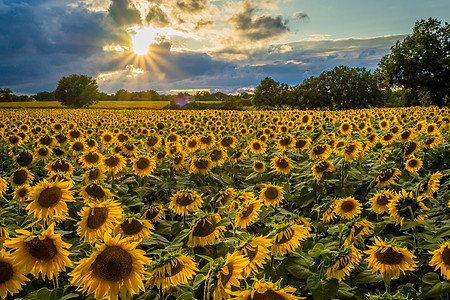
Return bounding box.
[383,276,391,294]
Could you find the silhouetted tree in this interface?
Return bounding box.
[55,74,100,108]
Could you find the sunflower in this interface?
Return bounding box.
[210,149,226,167]
[423,135,442,149]
[80,183,113,203]
[144,204,165,223]
[103,154,126,175]
[320,199,337,223]
[190,156,213,175]
[237,235,272,276]
[26,179,74,222]
[271,155,293,175]
[277,134,294,151]
[334,197,362,220]
[343,219,374,246]
[421,171,443,198]
[388,189,429,226]
[70,233,150,300]
[35,146,52,160]
[45,159,74,176]
[199,134,215,149]
[365,237,417,279]
[0,249,29,299]
[403,141,419,158]
[83,165,106,183]
[0,177,8,197]
[76,200,124,243]
[231,278,303,300]
[219,135,236,149]
[5,135,22,147]
[370,190,394,214]
[68,129,83,141]
[13,184,31,204]
[326,246,362,281]
[379,119,390,130]
[230,149,247,164]
[0,225,9,248]
[404,157,422,172]
[185,136,200,152]
[248,140,266,154]
[132,155,156,177]
[169,189,203,216]
[10,168,34,187]
[339,122,353,135]
[236,198,263,228]
[425,123,439,135]
[252,160,265,173]
[14,150,34,168]
[70,139,86,154]
[147,253,199,290]
[187,213,225,247]
[145,134,162,150]
[115,217,153,241]
[310,144,332,160]
[342,142,363,161]
[80,151,104,167]
[5,224,72,280]
[155,149,167,162]
[259,184,284,208]
[399,129,415,142]
[429,242,450,280]
[171,152,186,171]
[376,168,401,188]
[271,222,310,256]
[294,137,310,152]
[213,252,249,300]
[366,132,379,145]
[217,188,236,208]
[311,160,335,180]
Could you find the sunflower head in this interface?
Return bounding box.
[144,204,165,223]
[271,155,293,175]
[187,213,225,247]
[405,157,422,172]
[80,183,113,203]
[388,189,429,226]
[370,190,394,214]
[271,222,310,256]
[376,167,401,188]
[169,189,203,216]
[115,217,153,241]
[326,246,362,281]
[334,197,362,220]
[312,160,335,180]
[231,278,304,300]
[259,184,284,207]
[190,156,213,175]
[0,249,29,299]
[429,242,450,280]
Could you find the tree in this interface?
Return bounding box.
[34,91,55,101]
[55,74,100,108]
[293,66,384,109]
[0,88,13,102]
[377,18,450,107]
[253,77,289,108]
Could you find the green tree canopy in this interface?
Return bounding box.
[252,77,290,108]
[293,65,384,109]
[55,74,100,108]
[377,18,450,107]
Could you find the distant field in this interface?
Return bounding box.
[0,100,173,109]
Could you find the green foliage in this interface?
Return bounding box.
[252,77,290,108]
[377,18,450,107]
[293,65,385,109]
[54,74,100,108]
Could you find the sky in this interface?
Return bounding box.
[0,0,449,95]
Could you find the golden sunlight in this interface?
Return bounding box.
[131,27,159,55]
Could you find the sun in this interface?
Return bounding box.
[131,27,159,55]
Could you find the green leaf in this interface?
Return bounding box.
[193,274,205,289]
[352,270,383,284]
[308,242,324,257]
[177,292,195,300]
[197,254,214,263]
[422,281,450,299]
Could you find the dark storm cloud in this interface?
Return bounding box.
[228,1,289,41]
[0,0,132,92]
[176,0,207,13]
[146,5,170,27]
[293,11,309,21]
[194,19,215,30]
[107,0,141,26]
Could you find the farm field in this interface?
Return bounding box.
[0,107,449,300]
[0,101,174,109]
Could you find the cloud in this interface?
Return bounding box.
[146,5,170,27]
[293,10,309,21]
[228,1,289,41]
[176,0,207,13]
[107,0,141,26]
[194,19,215,30]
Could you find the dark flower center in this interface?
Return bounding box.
[378,169,396,183]
[194,159,210,170]
[8,136,20,144]
[69,130,81,139]
[295,139,307,149]
[279,136,292,146]
[157,151,166,160]
[88,168,101,181]
[377,194,390,206]
[345,144,356,155]
[52,148,65,157]
[188,140,198,148]
[87,207,109,229]
[51,160,70,172]
[401,130,411,140]
[176,194,195,206]
[240,203,256,218]
[40,136,53,146]
[315,161,330,173]
[210,150,223,161]
[340,200,355,212]
[117,134,128,143]
[16,151,33,166]
[0,261,14,283]
[120,219,144,235]
[383,134,393,141]
[103,134,112,142]
[55,134,67,144]
[252,289,286,300]
[17,187,28,197]
[221,137,233,148]
[37,186,62,208]
[245,245,258,262]
[72,142,84,152]
[104,156,120,167]
[85,184,106,199]
[38,148,49,157]
[313,145,326,155]
[136,158,150,170]
[254,162,264,170]
[264,187,279,201]
[368,134,377,143]
[252,142,262,150]
[192,218,217,237]
[441,246,450,265]
[276,228,294,244]
[404,142,417,156]
[220,263,234,286]
[27,237,57,260]
[408,159,419,168]
[200,136,212,144]
[145,208,160,221]
[146,136,158,147]
[84,153,100,164]
[163,259,184,277]
[342,124,350,132]
[275,159,289,169]
[91,246,133,281]
[375,247,404,265]
[12,169,28,185]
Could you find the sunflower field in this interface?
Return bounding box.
[0,107,449,300]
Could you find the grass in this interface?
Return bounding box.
[0,100,170,109]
